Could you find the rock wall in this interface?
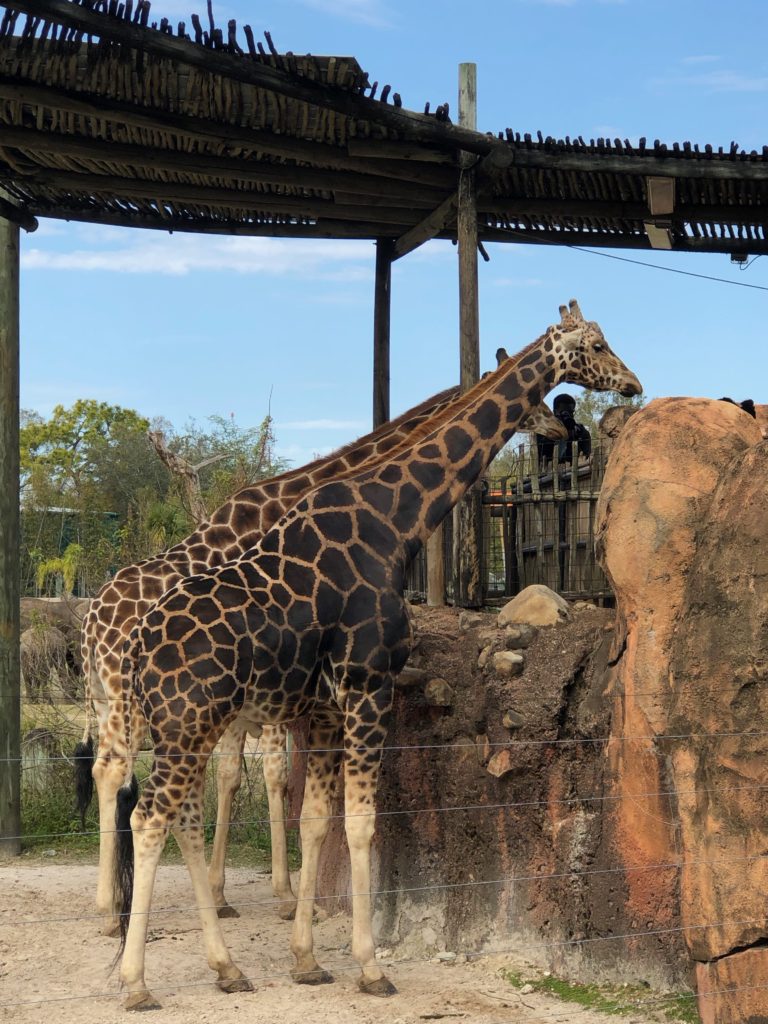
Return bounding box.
[595,397,766,1023]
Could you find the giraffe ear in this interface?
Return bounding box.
[495,346,509,367]
[569,298,584,320]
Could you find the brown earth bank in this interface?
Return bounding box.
[0,862,690,1024]
[293,603,694,998]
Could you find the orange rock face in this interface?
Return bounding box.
[596,397,765,1022]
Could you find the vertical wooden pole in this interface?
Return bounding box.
[0,217,20,856]
[453,62,482,608]
[372,238,393,429]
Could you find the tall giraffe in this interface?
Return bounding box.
[79,384,566,932]
[112,300,641,1010]
[79,385,459,931]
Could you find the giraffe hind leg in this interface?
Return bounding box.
[173,779,253,995]
[290,712,343,985]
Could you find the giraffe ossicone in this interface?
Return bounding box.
[113,301,641,1010]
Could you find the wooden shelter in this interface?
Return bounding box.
[2,0,768,849]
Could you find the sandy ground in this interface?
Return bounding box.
[0,862,681,1024]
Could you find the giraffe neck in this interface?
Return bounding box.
[360,333,555,552]
[163,384,460,569]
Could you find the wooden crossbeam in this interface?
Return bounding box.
[0,125,446,207]
[0,76,457,189]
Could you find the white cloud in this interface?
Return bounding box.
[21,234,376,279]
[652,68,768,94]
[297,0,393,27]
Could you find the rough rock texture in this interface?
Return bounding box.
[597,404,638,441]
[668,441,768,1023]
[497,585,572,628]
[595,397,765,1022]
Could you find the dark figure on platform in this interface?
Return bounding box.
[719,397,756,418]
[536,393,592,467]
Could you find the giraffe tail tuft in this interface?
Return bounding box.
[113,773,139,958]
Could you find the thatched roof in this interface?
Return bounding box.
[1,0,767,255]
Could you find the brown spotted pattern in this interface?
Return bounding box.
[115,300,642,1009]
[80,385,460,930]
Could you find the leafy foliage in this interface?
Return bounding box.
[20,401,288,597]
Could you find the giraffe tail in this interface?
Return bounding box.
[73,620,95,829]
[113,628,142,955]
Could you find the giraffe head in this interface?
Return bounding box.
[548,299,642,398]
[495,348,568,440]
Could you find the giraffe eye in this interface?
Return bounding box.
[593,342,604,352]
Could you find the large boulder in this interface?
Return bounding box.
[668,440,768,1023]
[595,397,764,1021]
[497,584,571,628]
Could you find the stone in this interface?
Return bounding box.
[491,651,524,677]
[394,665,427,689]
[458,610,486,631]
[504,623,537,649]
[486,749,515,778]
[475,733,490,765]
[424,678,454,707]
[477,647,491,670]
[477,628,498,650]
[497,585,571,628]
[502,709,525,730]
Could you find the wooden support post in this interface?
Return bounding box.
[372,238,393,429]
[0,216,20,857]
[453,62,483,608]
[426,527,445,606]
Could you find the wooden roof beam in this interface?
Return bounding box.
[4,166,429,226]
[6,0,501,158]
[0,194,37,232]
[510,148,768,181]
[0,76,457,189]
[0,125,446,207]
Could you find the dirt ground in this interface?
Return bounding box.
[0,861,686,1024]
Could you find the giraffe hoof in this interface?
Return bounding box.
[216,904,240,919]
[291,967,335,985]
[124,991,162,1011]
[217,975,254,995]
[358,975,397,997]
[275,900,297,921]
[102,920,122,938]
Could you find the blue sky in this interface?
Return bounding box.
[19,0,768,465]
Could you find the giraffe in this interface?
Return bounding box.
[78,384,459,932]
[78,382,566,933]
[111,299,641,1010]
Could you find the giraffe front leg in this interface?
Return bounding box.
[260,723,298,920]
[174,777,253,996]
[344,682,396,997]
[290,712,343,985]
[208,720,248,919]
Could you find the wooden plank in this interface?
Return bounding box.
[372,238,393,429]
[426,525,445,606]
[0,196,37,232]
[453,62,482,609]
[392,193,457,260]
[0,215,20,857]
